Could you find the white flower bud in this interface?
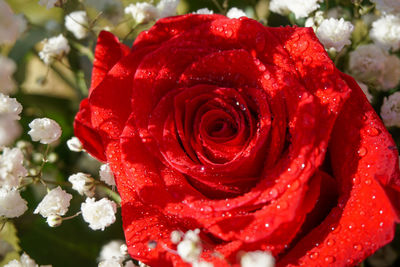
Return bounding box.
[0,147,27,190]
[124,2,159,24]
[240,251,275,267]
[67,137,83,152]
[68,172,95,197]
[0,56,17,95]
[370,14,400,52]
[98,259,122,267]
[194,8,213,14]
[28,118,62,144]
[381,92,400,128]
[170,230,183,244]
[46,214,63,227]
[81,198,117,231]
[99,240,126,262]
[34,186,72,218]
[0,1,21,45]
[270,0,321,19]
[0,93,22,120]
[65,11,89,39]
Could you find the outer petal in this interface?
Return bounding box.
[277,73,400,267]
[74,31,129,161]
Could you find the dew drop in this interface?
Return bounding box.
[265,223,270,228]
[366,127,380,137]
[352,177,360,185]
[357,147,367,157]
[308,252,319,260]
[324,256,336,263]
[269,188,278,198]
[200,166,205,172]
[224,30,233,37]
[258,65,266,71]
[353,243,362,251]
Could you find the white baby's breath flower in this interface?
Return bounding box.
[124,2,159,23]
[194,8,213,14]
[38,0,58,9]
[4,253,40,267]
[156,0,179,18]
[0,147,27,189]
[381,92,400,128]
[67,137,83,152]
[0,188,28,218]
[226,7,247,19]
[0,56,17,95]
[39,34,70,65]
[0,0,21,45]
[269,0,321,19]
[34,186,72,218]
[357,81,373,103]
[0,117,22,147]
[240,251,275,267]
[371,0,400,15]
[28,118,62,144]
[316,18,354,52]
[0,93,23,120]
[177,229,202,263]
[99,240,126,262]
[98,259,122,267]
[99,164,115,186]
[370,14,400,52]
[65,11,89,39]
[171,230,183,244]
[381,54,400,90]
[81,198,117,230]
[123,261,136,267]
[349,44,386,87]
[68,172,95,197]
[193,261,213,267]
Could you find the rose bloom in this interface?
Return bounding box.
[74,15,400,266]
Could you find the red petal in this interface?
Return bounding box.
[277,73,400,267]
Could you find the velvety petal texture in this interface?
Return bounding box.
[74,15,400,267]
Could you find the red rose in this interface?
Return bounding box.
[74,14,400,266]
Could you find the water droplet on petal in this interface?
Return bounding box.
[326,239,335,246]
[358,147,367,157]
[324,256,336,263]
[308,252,319,260]
[269,188,278,198]
[366,127,380,136]
[353,243,362,251]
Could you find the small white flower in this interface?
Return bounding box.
[357,81,373,103]
[0,56,17,95]
[348,44,387,87]
[68,172,95,197]
[39,34,70,65]
[0,117,22,147]
[28,118,62,144]
[269,0,321,19]
[4,253,39,267]
[99,164,115,186]
[99,240,126,262]
[0,147,27,190]
[371,0,400,15]
[38,0,58,9]
[177,229,201,263]
[240,251,275,267]
[381,54,400,90]
[34,186,72,218]
[0,93,23,120]
[124,2,159,23]
[193,261,213,267]
[381,92,400,128]
[316,18,354,52]
[123,261,136,267]
[170,230,183,244]
[194,8,213,14]
[120,244,128,256]
[65,11,89,40]
[81,198,117,231]
[226,7,247,19]
[98,260,122,267]
[67,137,83,152]
[156,0,179,19]
[370,15,400,52]
[0,0,21,45]
[0,188,28,218]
